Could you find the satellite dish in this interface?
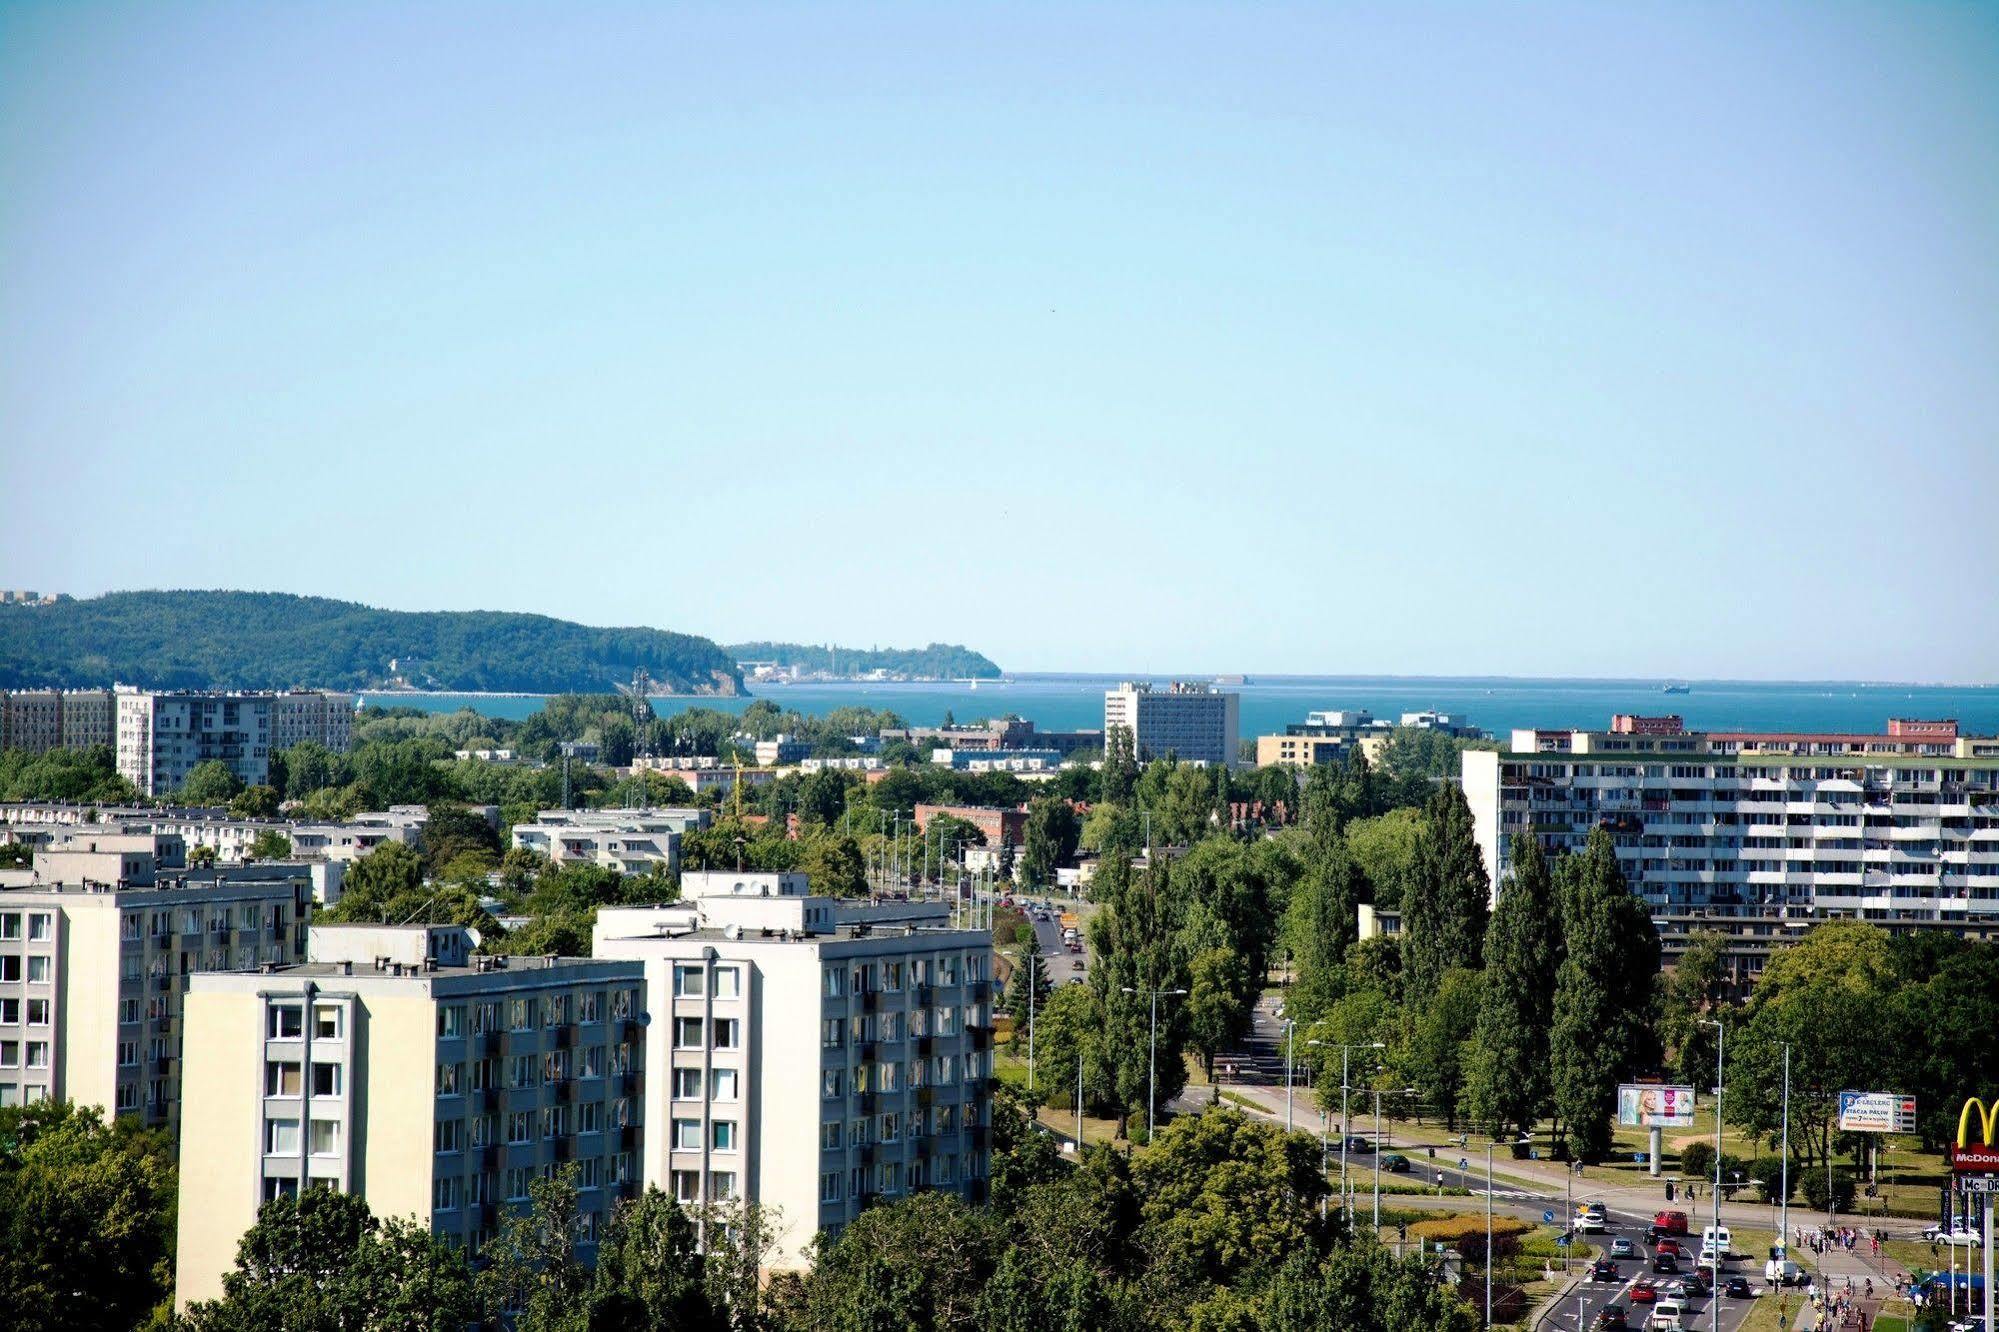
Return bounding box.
[724,923,742,940]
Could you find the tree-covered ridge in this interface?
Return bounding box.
[0,590,744,695]
[724,640,1001,679]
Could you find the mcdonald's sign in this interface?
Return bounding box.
[1952,1097,1999,1174]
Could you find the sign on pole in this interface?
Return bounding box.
[1617,1084,1696,1128]
[1837,1091,1917,1134]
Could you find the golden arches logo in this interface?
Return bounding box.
[1958,1097,1999,1149]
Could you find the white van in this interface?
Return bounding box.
[1765,1257,1805,1286]
[1650,1299,1685,1329]
[1701,1225,1731,1254]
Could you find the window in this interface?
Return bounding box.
[505,1167,533,1201]
[265,1118,300,1153]
[25,999,48,1026]
[0,1042,18,1068]
[312,1062,341,1096]
[713,1019,740,1050]
[672,1170,701,1203]
[822,966,844,998]
[507,1055,536,1088]
[508,1111,534,1144]
[709,1171,737,1200]
[578,991,601,1024]
[821,1121,842,1150]
[267,1005,303,1039]
[263,1176,300,1204]
[712,1120,737,1151]
[714,967,740,999]
[26,914,50,942]
[673,1119,702,1150]
[310,1119,340,1155]
[469,1058,495,1092]
[118,998,138,1024]
[821,1018,843,1049]
[673,1067,702,1099]
[436,1119,466,1153]
[266,1060,302,1096]
[822,1068,844,1098]
[820,1172,843,1202]
[508,999,533,1031]
[24,957,49,984]
[673,964,706,997]
[0,914,17,940]
[577,1101,602,1134]
[437,1006,463,1038]
[433,1176,459,1211]
[674,1017,703,1049]
[0,958,17,983]
[436,1063,462,1095]
[118,1041,137,1067]
[712,1068,738,1101]
[544,993,568,1027]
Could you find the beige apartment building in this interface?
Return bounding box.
[175,925,646,1310]
[594,871,995,1267]
[0,837,313,1120]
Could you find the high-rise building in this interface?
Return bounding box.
[272,689,355,754]
[111,687,355,798]
[0,834,314,1121]
[509,808,708,875]
[1104,681,1241,768]
[174,925,647,1311]
[593,870,996,1267]
[58,689,116,750]
[1463,715,1999,989]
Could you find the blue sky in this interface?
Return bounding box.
[3,3,1995,680]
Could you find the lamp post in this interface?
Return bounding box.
[1370,1084,1417,1231]
[1284,1019,1296,1132]
[1700,1017,1723,1332]
[1487,1133,1532,1329]
[1778,1042,1791,1267]
[1309,1039,1385,1226]
[1121,985,1186,1141]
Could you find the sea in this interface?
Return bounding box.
[358,673,1999,738]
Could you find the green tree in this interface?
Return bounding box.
[798,831,868,898]
[179,759,245,804]
[1659,930,1729,1087]
[798,1192,998,1332]
[1032,982,1119,1118]
[246,829,293,861]
[1009,946,1053,1030]
[1549,829,1658,1161]
[971,1250,1113,1332]
[1260,1240,1478,1332]
[1184,946,1253,1081]
[228,784,282,818]
[1101,726,1139,805]
[1343,807,1423,911]
[1129,1108,1329,1292]
[478,1168,592,1332]
[183,1186,476,1332]
[1090,853,1191,1136]
[1407,967,1483,1130]
[588,1189,726,1332]
[1400,783,1489,1005]
[1285,827,1363,1024]
[1466,835,1561,1137]
[0,1103,177,1332]
[1020,798,1081,889]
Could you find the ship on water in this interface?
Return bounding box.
[1662,682,1692,695]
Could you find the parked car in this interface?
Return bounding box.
[1380,1153,1410,1173]
[1723,1276,1754,1298]
[1764,1259,1806,1287]
[1609,1237,1638,1259]
[1924,1224,1984,1247]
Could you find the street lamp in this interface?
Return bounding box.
[1700,1017,1723,1332]
[1309,1038,1384,1227]
[1121,986,1186,1141]
[1370,1084,1418,1231]
[1487,1133,1533,1329]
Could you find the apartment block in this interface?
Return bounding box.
[912,803,1028,848]
[271,689,355,753]
[0,837,313,1121]
[2,690,65,755]
[1255,708,1482,769]
[1104,681,1241,768]
[594,870,995,1267]
[175,925,647,1309]
[510,807,709,874]
[1463,715,1999,988]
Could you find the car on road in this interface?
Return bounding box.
[1653,1210,1690,1236]
[1609,1237,1638,1259]
[1343,1136,1373,1154]
[1662,1279,1690,1300]
[1592,1260,1619,1282]
[1592,1307,1629,1330]
[1723,1276,1753,1298]
[1654,1237,1681,1258]
[1070,958,1085,971]
[1649,1298,1685,1330]
[1627,1281,1657,1304]
[1380,1153,1410,1173]
[1924,1224,1984,1247]
[1763,1258,1805,1287]
[1650,1254,1679,1274]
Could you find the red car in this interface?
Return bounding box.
[1627,1281,1658,1305]
[1654,1237,1682,1258]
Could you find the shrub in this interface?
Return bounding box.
[1409,1214,1531,1260]
[1801,1167,1856,1215]
[1679,1142,1714,1180]
[1748,1154,1792,1202]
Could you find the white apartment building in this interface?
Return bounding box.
[1105,681,1241,768]
[593,870,995,1267]
[113,687,355,797]
[175,926,646,1309]
[271,689,355,753]
[0,836,314,1121]
[1463,715,1999,987]
[510,808,710,875]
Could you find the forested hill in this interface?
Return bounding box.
[726,641,1002,679]
[0,591,744,695]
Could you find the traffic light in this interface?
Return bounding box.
[1665,1180,1675,1201]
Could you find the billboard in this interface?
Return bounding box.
[1837,1091,1917,1134]
[1955,1097,1999,1174]
[1618,1084,1697,1128]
